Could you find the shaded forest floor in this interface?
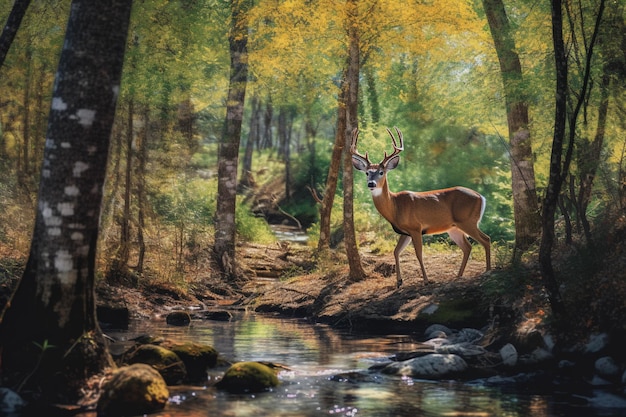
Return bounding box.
[2,222,625,353]
[92,239,551,350]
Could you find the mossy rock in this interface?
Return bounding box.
[124,344,186,385]
[166,311,191,326]
[216,361,279,393]
[97,364,169,416]
[162,341,219,382]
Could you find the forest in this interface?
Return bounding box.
[0,0,625,412]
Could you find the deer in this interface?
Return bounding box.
[350,127,491,287]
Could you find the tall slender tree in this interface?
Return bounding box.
[0,0,132,402]
[214,0,252,277]
[343,0,366,281]
[0,0,30,69]
[540,0,605,319]
[483,0,541,255]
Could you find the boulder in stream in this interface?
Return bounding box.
[382,353,468,378]
[162,341,219,382]
[216,361,280,393]
[124,344,187,384]
[166,311,191,326]
[97,364,169,416]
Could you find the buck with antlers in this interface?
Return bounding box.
[350,127,491,287]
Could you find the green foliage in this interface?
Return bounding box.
[150,177,216,228]
[235,197,276,244]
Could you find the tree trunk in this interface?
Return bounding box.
[117,100,133,265]
[136,109,149,274]
[0,0,132,402]
[262,100,273,149]
[540,0,605,320]
[539,0,568,319]
[343,0,366,281]
[278,107,293,202]
[214,0,251,278]
[19,44,33,188]
[317,70,348,252]
[0,0,30,68]
[483,0,541,254]
[240,95,259,191]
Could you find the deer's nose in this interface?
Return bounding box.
[367,181,377,188]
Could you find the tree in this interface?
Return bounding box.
[0,0,30,69]
[214,0,252,277]
[342,0,366,281]
[483,0,541,254]
[540,0,605,319]
[0,0,132,403]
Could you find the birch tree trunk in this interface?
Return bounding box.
[214,0,251,278]
[0,0,132,402]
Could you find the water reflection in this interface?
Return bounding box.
[106,313,620,417]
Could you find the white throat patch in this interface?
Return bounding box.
[370,188,383,197]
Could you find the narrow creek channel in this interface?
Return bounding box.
[105,313,619,417]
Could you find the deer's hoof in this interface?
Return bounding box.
[396,279,403,288]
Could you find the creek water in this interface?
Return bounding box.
[105,313,624,417]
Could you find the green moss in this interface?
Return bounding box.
[164,342,219,381]
[97,364,169,416]
[216,361,279,393]
[124,344,186,385]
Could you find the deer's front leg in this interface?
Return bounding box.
[393,234,411,287]
[409,232,429,283]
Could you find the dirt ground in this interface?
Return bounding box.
[95,240,510,339]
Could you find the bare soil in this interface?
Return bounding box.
[95,240,523,342]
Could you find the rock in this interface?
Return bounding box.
[97,364,169,416]
[456,328,483,344]
[594,356,620,380]
[421,303,439,315]
[423,337,451,350]
[586,392,626,409]
[585,333,610,354]
[392,347,437,362]
[216,361,280,393]
[200,310,233,321]
[124,344,186,384]
[590,375,612,386]
[424,324,453,339]
[437,343,486,358]
[381,354,467,378]
[499,343,518,367]
[162,341,219,382]
[0,388,25,415]
[166,311,191,326]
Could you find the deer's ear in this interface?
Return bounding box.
[385,155,400,170]
[352,155,369,171]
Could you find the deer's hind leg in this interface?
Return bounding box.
[448,227,472,277]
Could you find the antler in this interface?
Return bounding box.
[350,128,371,165]
[381,127,404,165]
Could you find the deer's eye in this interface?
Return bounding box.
[379,170,384,175]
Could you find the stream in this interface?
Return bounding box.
[105,312,623,417]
